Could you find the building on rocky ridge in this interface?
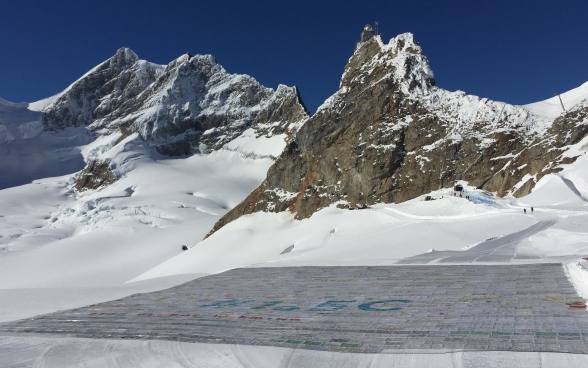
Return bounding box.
[360,24,375,43]
[356,24,380,50]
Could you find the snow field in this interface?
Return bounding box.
[222,127,288,158]
[0,144,272,289]
[132,196,536,280]
[2,335,588,368]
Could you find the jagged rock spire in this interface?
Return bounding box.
[207,30,588,237]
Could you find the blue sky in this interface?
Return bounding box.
[1,0,586,112]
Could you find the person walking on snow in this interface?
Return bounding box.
[524,208,527,214]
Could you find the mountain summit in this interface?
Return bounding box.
[42,48,309,156]
[208,32,588,235]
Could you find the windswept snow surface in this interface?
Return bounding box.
[27,93,63,112]
[222,127,287,158]
[0,147,271,288]
[133,194,535,281]
[3,335,588,368]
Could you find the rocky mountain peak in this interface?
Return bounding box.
[42,47,161,131]
[206,31,588,237]
[110,47,139,72]
[163,53,218,75]
[340,33,435,99]
[42,48,308,156]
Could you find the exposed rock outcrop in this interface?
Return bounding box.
[43,49,309,156]
[74,160,117,192]
[208,33,588,236]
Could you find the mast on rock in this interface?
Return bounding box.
[556,93,566,112]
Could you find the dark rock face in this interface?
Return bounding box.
[43,50,308,156]
[74,160,117,191]
[208,33,588,236]
[43,48,159,131]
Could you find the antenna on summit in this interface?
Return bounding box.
[375,21,379,36]
[555,93,566,112]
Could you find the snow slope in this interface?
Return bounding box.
[0,144,273,289]
[27,93,63,112]
[133,196,537,281]
[523,81,588,120]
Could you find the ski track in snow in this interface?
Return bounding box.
[397,212,558,264]
[559,175,588,202]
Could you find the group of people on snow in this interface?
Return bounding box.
[453,192,471,201]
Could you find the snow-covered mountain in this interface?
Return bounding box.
[209,33,588,234]
[42,48,164,132]
[42,48,308,157]
[0,47,308,192]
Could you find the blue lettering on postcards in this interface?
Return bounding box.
[251,301,283,310]
[309,300,357,312]
[357,299,413,311]
[200,300,253,308]
[199,299,413,312]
